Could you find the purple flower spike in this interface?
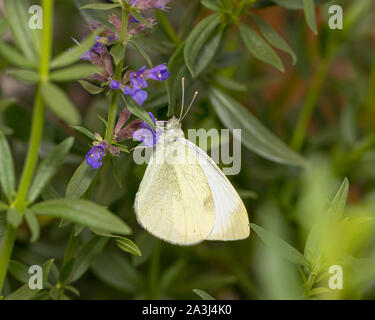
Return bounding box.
[130,66,148,89]
[144,63,170,82]
[132,112,160,148]
[110,80,121,90]
[123,87,148,106]
[85,145,105,169]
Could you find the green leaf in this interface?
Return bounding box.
[0,213,6,250]
[4,0,37,62]
[25,209,40,243]
[65,161,97,199]
[8,260,29,283]
[41,82,81,125]
[201,0,228,12]
[110,43,125,66]
[50,28,103,69]
[213,75,247,91]
[122,95,155,130]
[0,41,35,69]
[42,259,55,286]
[115,238,142,256]
[0,129,15,202]
[41,184,62,201]
[72,126,96,140]
[251,14,297,65]
[239,23,284,72]
[78,80,105,95]
[328,178,349,219]
[184,13,223,77]
[193,289,215,300]
[4,283,41,300]
[0,17,8,37]
[32,199,132,235]
[59,258,75,284]
[250,223,309,266]
[208,87,307,167]
[0,201,8,212]
[7,69,40,83]
[28,137,75,203]
[166,43,192,115]
[80,3,121,10]
[129,40,153,68]
[50,64,101,82]
[302,0,318,35]
[67,236,108,283]
[6,208,23,228]
[308,287,331,297]
[91,250,142,293]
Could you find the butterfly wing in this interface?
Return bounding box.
[181,139,250,241]
[135,139,216,245]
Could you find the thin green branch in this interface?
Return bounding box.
[0,0,54,294]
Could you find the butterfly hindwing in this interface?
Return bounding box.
[181,139,250,241]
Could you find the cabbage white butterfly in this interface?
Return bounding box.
[134,81,250,245]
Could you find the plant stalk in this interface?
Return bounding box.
[0,0,54,294]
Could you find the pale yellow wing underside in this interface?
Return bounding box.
[135,140,215,245]
[182,139,250,241]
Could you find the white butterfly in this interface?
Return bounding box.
[134,83,250,245]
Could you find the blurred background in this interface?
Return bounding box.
[1,0,375,299]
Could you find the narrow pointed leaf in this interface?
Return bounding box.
[239,23,284,72]
[251,223,309,266]
[32,199,132,235]
[41,82,81,125]
[78,80,105,95]
[50,28,103,69]
[193,289,215,300]
[65,161,97,199]
[184,13,223,77]
[115,238,142,257]
[4,0,37,62]
[0,129,15,202]
[208,87,307,167]
[302,0,318,34]
[28,137,75,203]
[7,69,40,83]
[25,209,40,243]
[122,95,155,130]
[50,64,101,82]
[251,14,297,65]
[0,41,35,69]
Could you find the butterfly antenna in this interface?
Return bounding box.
[181,91,198,121]
[178,77,185,122]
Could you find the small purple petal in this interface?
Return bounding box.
[144,63,170,81]
[110,80,121,90]
[85,145,105,169]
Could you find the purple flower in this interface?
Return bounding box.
[144,63,170,81]
[85,144,105,169]
[131,0,170,10]
[132,112,160,148]
[110,80,121,90]
[130,66,148,89]
[123,86,148,106]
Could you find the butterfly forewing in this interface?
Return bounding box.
[135,137,216,245]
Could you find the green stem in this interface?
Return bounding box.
[290,56,331,151]
[155,10,181,46]
[0,0,54,294]
[105,7,129,141]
